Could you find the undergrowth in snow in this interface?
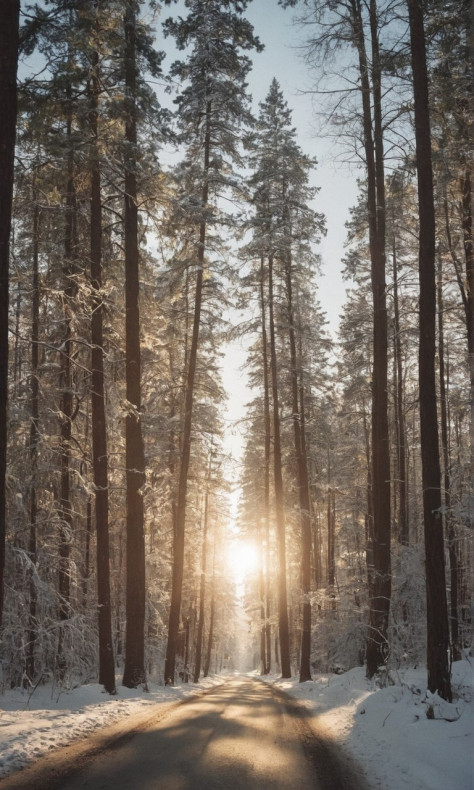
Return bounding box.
[263,659,473,790]
[0,661,472,788]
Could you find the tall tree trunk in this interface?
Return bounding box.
[362,402,375,606]
[57,95,77,678]
[193,454,211,683]
[89,35,116,693]
[442,181,473,520]
[407,0,452,701]
[27,190,40,681]
[0,0,20,628]
[82,496,92,607]
[259,253,272,674]
[122,0,147,689]
[164,98,211,685]
[351,0,391,676]
[203,543,216,678]
[268,253,291,678]
[460,164,474,476]
[284,259,312,681]
[392,236,408,545]
[313,504,322,590]
[13,284,21,398]
[257,525,266,674]
[327,488,335,590]
[437,259,460,661]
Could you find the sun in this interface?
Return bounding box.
[226,538,259,583]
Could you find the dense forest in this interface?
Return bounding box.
[0,0,471,705]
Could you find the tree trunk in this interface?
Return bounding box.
[13,285,21,398]
[351,0,392,676]
[407,0,452,701]
[362,402,375,607]
[327,488,335,590]
[392,236,408,545]
[27,190,40,682]
[164,98,211,685]
[268,253,291,678]
[193,454,211,683]
[259,253,272,674]
[82,496,92,607]
[313,504,322,590]
[122,0,147,689]
[460,164,474,476]
[284,259,312,681]
[0,0,20,628]
[437,259,460,661]
[203,544,216,678]
[89,37,116,694]
[57,96,77,678]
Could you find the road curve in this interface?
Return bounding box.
[0,678,368,790]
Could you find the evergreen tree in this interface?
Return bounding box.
[0,0,20,629]
[407,0,452,702]
[86,0,116,694]
[243,80,326,679]
[162,0,262,685]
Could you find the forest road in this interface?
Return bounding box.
[0,677,368,790]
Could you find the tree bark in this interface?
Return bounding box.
[27,189,40,681]
[259,253,272,674]
[350,0,391,676]
[203,543,216,678]
[460,164,474,475]
[0,0,20,628]
[268,253,291,678]
[284,258,312,681]
[437,259,460,661]
[122,0,147,689]
[407,0,452,701]
[89,34,116,694]
[327,488,335,590]
[57,93,77,678]
[392,236,408,545]
[193,454,211,683]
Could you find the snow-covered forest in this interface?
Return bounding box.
[0,0,472,733]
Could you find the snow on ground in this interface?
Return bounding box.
[0,673,223,780]
[0,661,472,788]
[262,659,473,790]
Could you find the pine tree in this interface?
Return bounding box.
[87,0,116,694]
[162,0,261,685]
[243,80,325,679]
[283,0,393,677]
[122,0,148,689]
[0,0,20,628]
[407,0,452,702]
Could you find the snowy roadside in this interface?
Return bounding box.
[260,659,473,790]
[0,673,224,780]
[0,662,472,788]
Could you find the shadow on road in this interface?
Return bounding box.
[0,678,368,790]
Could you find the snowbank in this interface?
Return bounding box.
[0,662,472,789]
[264,659,473,790]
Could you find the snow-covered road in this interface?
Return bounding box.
[0,678,367,790]
[0,660,472,789]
